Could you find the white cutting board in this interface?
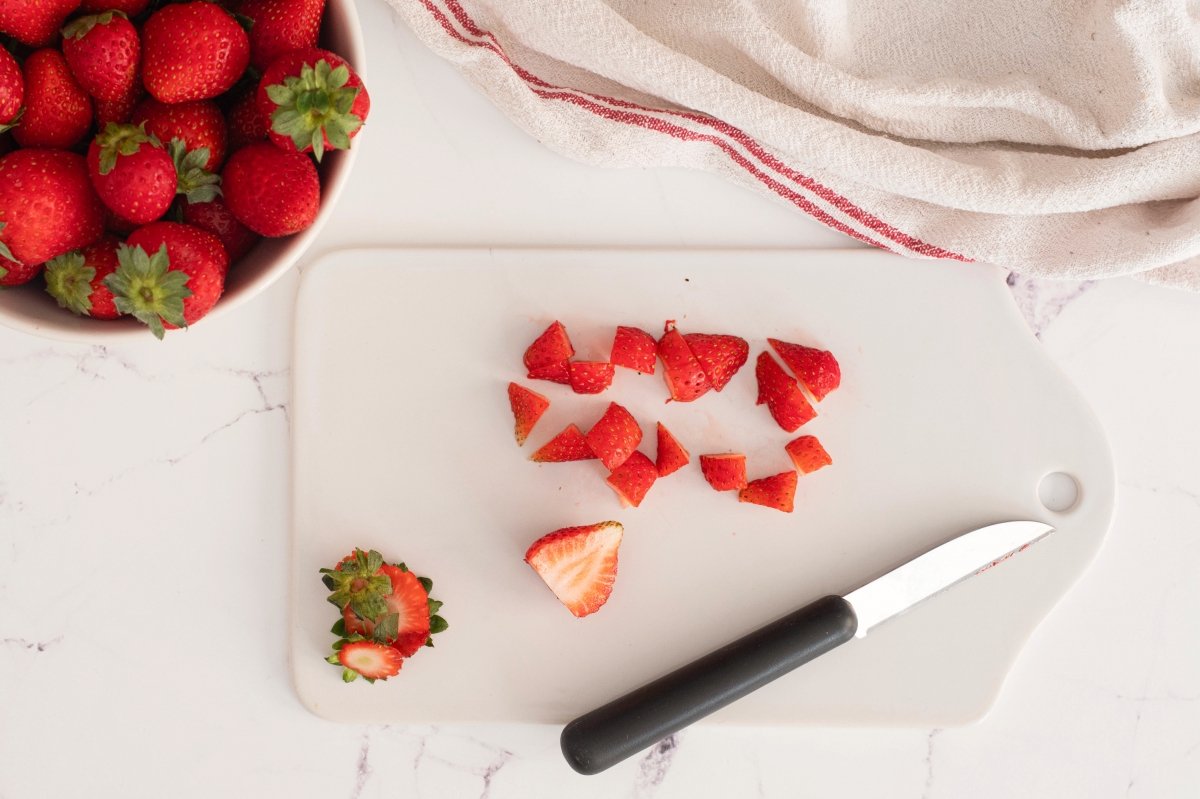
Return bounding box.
[290,248,1115,725]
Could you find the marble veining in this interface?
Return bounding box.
[633,734,681,797]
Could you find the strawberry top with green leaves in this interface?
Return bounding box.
[0,45,22,130]
[257,48,370,161]
[61,11,140,102]
[168,140,222,205]
[43,234,121,319]
[132,98,228,171]
[80,0,148,15]
[141,2,250,103]
[12,48,93,149]
[238,0,326,72]
[86,122,176,224]
[221,141,320,237]
[0,0,81,47]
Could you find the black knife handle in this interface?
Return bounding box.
[560,595,858,775]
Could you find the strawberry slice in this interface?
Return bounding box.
[523,321,574,372]
[699,453,748,491]
[527,361,571,385]
[585,402,643,471]
[342,564,431,658]
[655,422,690,477]
[568,361,615,395]
[524,521,624,618]
[785,435,832,474]
[739,471,798,512]
[755,352,816,432]
[337,640,404,682]
[768,338,841,401]
[531,423,596,462]
[657,322,711,402]
[508,382,550,446]
[683,333,749,392]
[610,326,657,374]
[605,451,658,508]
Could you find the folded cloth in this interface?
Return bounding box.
[387,0,1200,289]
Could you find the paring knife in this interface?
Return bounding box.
[560,520,1054,775]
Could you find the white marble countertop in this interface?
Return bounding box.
[2,2,1198,796]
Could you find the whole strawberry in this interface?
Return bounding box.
[61,11,140,102]
[237,0,326,72]
[258,48,370,161]
[225,88,267,150]
[182,196,258,261]
[142,2,249,103]
[43,234,122,319]
[0,149,104,285]
[222,141,319,237]
[80,0,148,14]
[104,221,228,338]
[13,49,93,149]
[0,0,81,47]
[87,123,176,224]
[0,45,22,133]
[132,98,227,170]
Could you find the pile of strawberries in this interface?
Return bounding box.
[0,0,370,337]
[510,319,842,618]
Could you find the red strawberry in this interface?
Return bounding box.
[87,123,176,224]
[182,197,258,261]
[225,88,268,150]
[605,451,657,508]
[568,361,615,395]
[104,221,228,338]
[739,471,798,513]
[222,141,320,237]
[43,234,121,319]
[336,640,403,682]
[0,45,22,132]
[508,381,549,446]
[132,98,228,170]
[12,49,92,149]
[79,0,148,15]
[0,0,80,47]
[0,149,104,285]
[237,0,326,72]
[341,564,431,658]
[755,351,816,433]
[61,11,140,102]
[258,47,370,161]
[657,321,711,402]
[585,402,642,471]
[524,521,623,618]
[683,333,748,392]
[654,422,689,477]
[768,338,842,401]
[527,361,571,385]
[523,320,574,373]
[530,423,595,463]
[94,80,142,126]
[700,453,748,491]
[142,2,249,103]
[610,325,656,373]
[785,435,832,474]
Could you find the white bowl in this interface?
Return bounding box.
[0,0,365,342]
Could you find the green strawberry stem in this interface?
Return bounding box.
[319,549,392,622]
[95,122,159,176]
[61,11,125,40]
[267,59,362,162]
[0,107,22,136]
[0,221,14,276]
[168,140,221,204]
[103,243,191,340]
[44,251,97,316]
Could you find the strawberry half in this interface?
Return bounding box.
[654,422,689,477]
[755,351,816,433]
[683,333,749,392]
[657,322,711,402]
[524,521,623,618]
[700,453,748,491]
[530,423,595,462]
[568,361,615,395]
[508,382,550,446]
[769,338,841,401]
[335,640,403,682]
[523,321,574,373]
[585,402,642,471]
[739,471,798,513]
[785,435,832,474]
[605,451,657,508]
[610,326,656,374]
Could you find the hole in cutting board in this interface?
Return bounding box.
[1038,472,1080,512]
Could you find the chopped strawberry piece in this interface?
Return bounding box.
[508,382,550,446]
[605,451,658,508]
[568,361,615,395]
[523,321,575,372]
[657,322,711,402]
[699,453,748,491]
[527,361,571,385]
[683,333,749,392]
[342,564,432,658]
[610,326,657,374]
[531,424,597,462]
[768,338,841,401]
[525,521,624,618]
[585,402,643,471]
[738,471,798,512]
[755,352,816,432]
[655,422,690,477]
[338,640,404,681]
[785,435,833,474]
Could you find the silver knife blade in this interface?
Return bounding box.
[844,520,1054,638]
